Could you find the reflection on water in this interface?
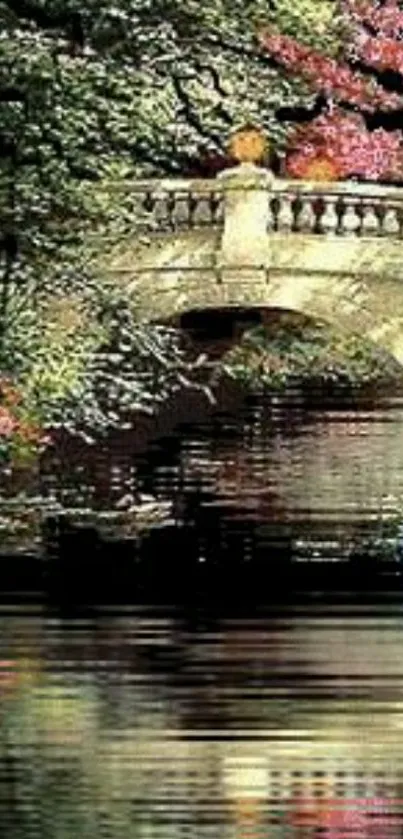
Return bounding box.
[2,384,403,566]
[2,385,403,833]
[1,606,403,836]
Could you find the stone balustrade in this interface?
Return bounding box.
[120,178,225,231]
[269,183,403,237]
[114,175,403,238]
[102,169,403,364]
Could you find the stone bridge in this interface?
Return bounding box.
[100,163,403,363]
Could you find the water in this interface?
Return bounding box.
[1,605,403,837]
[3,381,403,587]
[2,382,403,834]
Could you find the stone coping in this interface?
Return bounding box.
[106,176,403,201]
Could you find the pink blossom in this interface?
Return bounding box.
[343,0,403,38]
[285,108,403,180]
[258,14,403,113]
[0,406,16,438]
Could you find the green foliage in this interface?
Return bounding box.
[266,0,343,49]
[222,316,401,390]
[0,0,343,315]
[39,285,212,442]
[0,0,353,468]
[17,293,106,412]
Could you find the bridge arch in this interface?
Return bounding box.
[99,173,403,366]
[126,267,403,368]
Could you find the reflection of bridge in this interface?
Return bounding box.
[12,614,403,836]
[99,164,403,363]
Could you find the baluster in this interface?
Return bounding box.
[135,190,156,231]
[134,193,147,230]
[153,190,171,229]
[319,195,339,235]
[209,191,224,225]
[339,196,361,235]
[277,193,294,232]
[382,204,401,235]
[192,194,215,226]
[311,195,325,233]
[295,195,316,233]
[171,190,191,228]
[361,200,380,235]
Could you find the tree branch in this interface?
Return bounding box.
[192,60,229,97]
[171,73,224,146]
[346,56,403,95]
[204,31,281,70]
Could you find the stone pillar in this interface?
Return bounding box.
[217,163,275,281]
[222,756,269,838]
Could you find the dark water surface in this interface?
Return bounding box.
[1,605,403,837]
[3,380,403,595]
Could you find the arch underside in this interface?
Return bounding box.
[129,269,403,367]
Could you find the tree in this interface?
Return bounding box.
[0,0,346,450]
[259,0,403,181]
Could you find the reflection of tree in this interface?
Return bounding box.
[1,672,148,839]
[3,617,403,837]
[0,732,19,837]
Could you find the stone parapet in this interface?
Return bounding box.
[102,174,403,239]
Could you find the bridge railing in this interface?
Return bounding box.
[269,183,403,237]
[111,175,403,237]
[113,178,225,231]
